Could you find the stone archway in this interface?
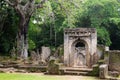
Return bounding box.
[64,28,97,68]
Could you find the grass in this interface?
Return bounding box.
[0,73,101,80]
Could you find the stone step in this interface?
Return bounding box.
[66,68,92,72]
[17,65,47,72]
[64,71,89,75]
[0,67,27,73]
[17,65,47,69]
[59,67,93,75]
[60,67,93,72]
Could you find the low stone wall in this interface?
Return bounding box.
[108,50,120,73]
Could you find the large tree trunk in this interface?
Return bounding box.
[17,17,30,59]
[17,30,28,59]
[17,33,28,59]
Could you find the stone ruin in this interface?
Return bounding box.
[63,28,120,79]
[1,28,120,79]
[41,46,51,63]
[64,28,97,68]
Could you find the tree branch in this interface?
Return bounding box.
[23,1,30,11]
[16,0,22,4]
[5,0,24,17]
[5,0,15,6]
[15,5,25,19]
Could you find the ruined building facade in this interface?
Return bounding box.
[64,28,97,68]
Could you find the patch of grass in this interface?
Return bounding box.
[0,73,100,80]
[0,73,57,80]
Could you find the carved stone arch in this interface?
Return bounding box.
[71,38,88,53]
[71,39,89,67]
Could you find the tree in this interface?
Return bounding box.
[5,0,47,59]
[28,0,84,49]
[76,0,120,46]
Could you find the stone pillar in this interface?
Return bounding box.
[64,32,69,66]
[104,46,109,64]
[99,64,108,79]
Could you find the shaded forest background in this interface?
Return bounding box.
[0,0,120,55]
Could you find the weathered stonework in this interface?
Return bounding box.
[99,64,108,79]
[41,46,51,63]
[108,50,120,73]
[64,28,97,68]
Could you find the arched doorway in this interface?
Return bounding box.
[72,39,87,67]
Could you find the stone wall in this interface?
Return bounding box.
[108,50,120,73]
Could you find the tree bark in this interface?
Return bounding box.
[17,16,30,59]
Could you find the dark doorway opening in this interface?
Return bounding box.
[75,42,85,48]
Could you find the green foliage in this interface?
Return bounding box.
[1,0,120,54]
[28,39,36,50]
[76,0,120,46]
[97,27,111,46]
[28,0,84,50]
[28,0,120,49]
[0,1,18,54]
[109,18,120,25]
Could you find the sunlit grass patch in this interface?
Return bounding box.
[0,73,100,80]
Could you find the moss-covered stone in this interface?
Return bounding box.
[47,60,59,74]
[88,64,99,76]
[109,51,120,73]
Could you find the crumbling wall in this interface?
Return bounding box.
[108,50,120,73]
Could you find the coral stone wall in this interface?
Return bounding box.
[109,50,120,73]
